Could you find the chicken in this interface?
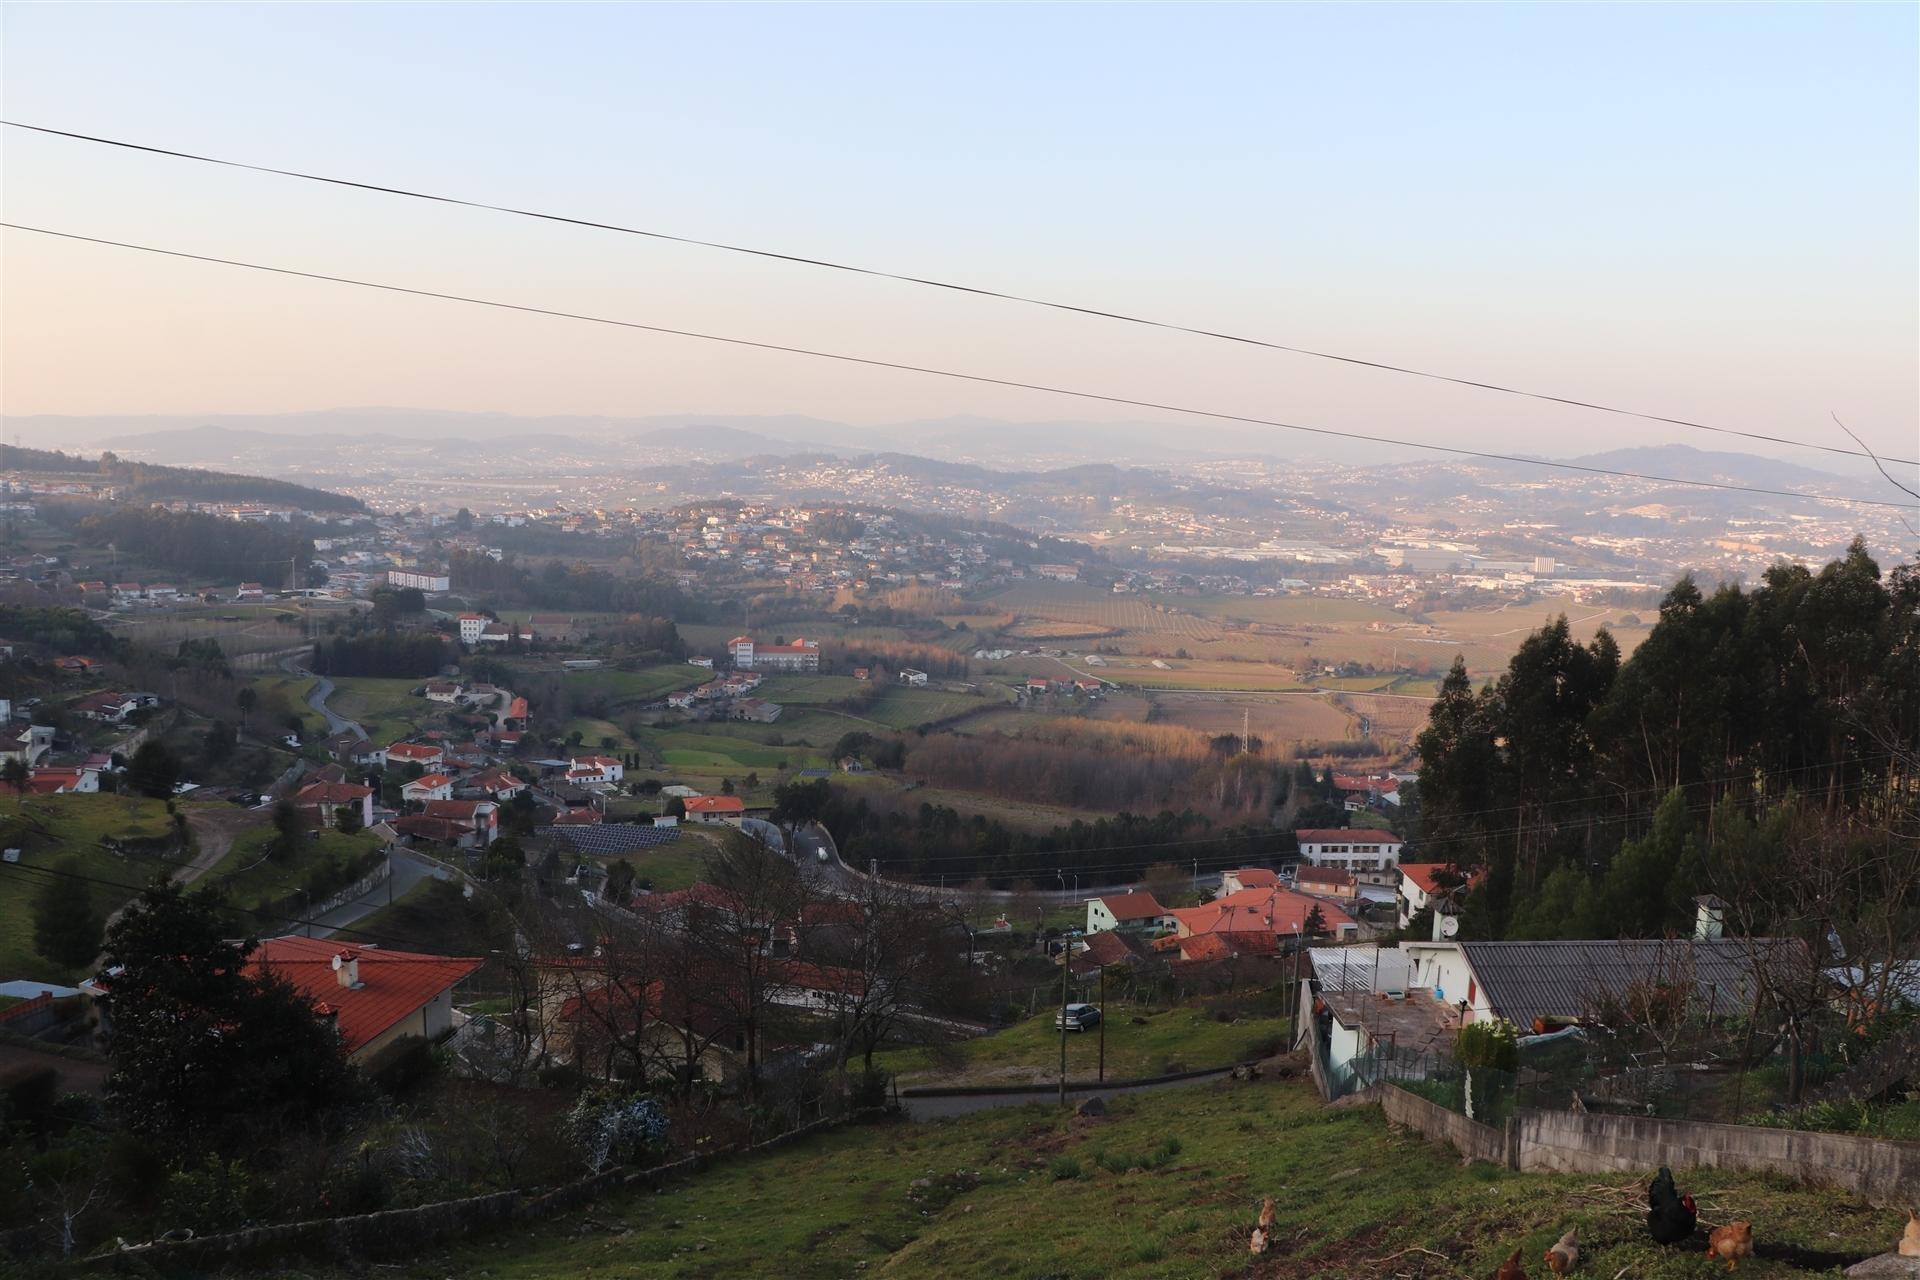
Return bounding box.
[1900,1211,1920,1259]
[1543,1227,1578,1275]
[1647,1166,1698,1245]
[1249,1196,1275,1255]
[1494,1246,1529,1280]
[1706,1220,1754,1271]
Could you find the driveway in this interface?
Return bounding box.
[280,655,362,737]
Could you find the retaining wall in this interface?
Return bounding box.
[1371,1083,1920,1208]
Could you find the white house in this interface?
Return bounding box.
[1085,891,1174,935]
[1295,828,1405,874]
[565,755,625,786]
[422,681,465,704]
[897,669,929,687]
[401,772,455,804]
[729,635,820,672]
[457,613,488,645]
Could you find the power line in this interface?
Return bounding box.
[5,222,1912,514]
[6,119,1913,471]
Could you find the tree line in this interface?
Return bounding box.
[310,630,452,678]
[0,444,362,511]
[39,503,314,586]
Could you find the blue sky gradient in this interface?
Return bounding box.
[2,2,1914,461]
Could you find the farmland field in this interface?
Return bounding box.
[544,663,707,704]
[754,674,871,704]
[0,794,179,982]
[1149,691,1357,745]
[861,686,994,729]
[325,677,430,740]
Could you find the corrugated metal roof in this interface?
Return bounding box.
[1459,939,1798,1029]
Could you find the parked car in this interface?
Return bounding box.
[1055,1003,1101,1032]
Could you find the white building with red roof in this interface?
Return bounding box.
[683,794,745,826]
[385,742,445,768]
[728,635,819,672]
[1085,890,1174,935]
[247,939,481,1064]
[292,780,375,829]
[1294,828,1405,874]
[566,755,625,785]
[1170,885,1358,951]
[401,772,455,804]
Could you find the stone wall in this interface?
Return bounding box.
[1517,1109,1920,1207]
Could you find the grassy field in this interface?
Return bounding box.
[247,673,326,736]
[205,824,387,912]
[341,1075,1900,1280]
[557,664,708,704]
[0,794,178,981]
[755,674,873,704]
[326,677,431,741]
[877,1001,1293,1087]
[862,686,992,729]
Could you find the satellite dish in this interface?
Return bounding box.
[1439,915,1460,939]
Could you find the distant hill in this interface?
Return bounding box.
[0,444,364,512]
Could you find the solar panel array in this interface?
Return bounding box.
[536,824,682,856]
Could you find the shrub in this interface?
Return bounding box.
[1454,1020,1519,1072]
[564,1091,670,1173]
[1049,1155,1081,1180]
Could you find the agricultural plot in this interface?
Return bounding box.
[107,602,314,669]
[551,664,706,704]
[1151,691,1358,746]
[862,686,992,729]
[753,674,871,704]
[326,677,431,740]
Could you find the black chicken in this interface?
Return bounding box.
[1647,1166,1698,1245]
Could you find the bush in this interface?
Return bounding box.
[1048,1155,1081,1181]
[1454,1020,1519,1072]
[563,1091,670,1173]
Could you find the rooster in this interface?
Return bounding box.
[1249,1196,1275,1255]
[1706,1220,1754,1271]
[1494,1247,1528,1280]
[1647,1166,1698,1245]
[1543,1227,1577,1275]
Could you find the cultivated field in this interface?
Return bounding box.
[0,794,177,982]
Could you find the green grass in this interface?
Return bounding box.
[559,664,708,704]
[342,1075,1901,1280]
[754,674,872,704]
[643,729,825,773]
[205,823,386,910]
[0,794,178,981]
[862,686,987,729]
[876,1000,1292,1087]
[326,677,430,741]
[249,673,327,736]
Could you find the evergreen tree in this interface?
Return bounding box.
[32,858,103,969]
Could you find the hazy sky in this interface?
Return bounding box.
[2,2,1915,464]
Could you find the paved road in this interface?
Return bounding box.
[278,654,361,737]
[307,848,448,940]
[899,1067,1230,1121]
[91,806,266,965]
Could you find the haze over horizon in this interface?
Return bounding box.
[2,3,1916,469]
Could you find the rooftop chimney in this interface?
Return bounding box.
[332,948,362,989]
[1693,895,1725,942]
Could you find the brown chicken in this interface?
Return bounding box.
[1544,1227,1578,1275]
[1249,1196,1275,1255]
[1706,1221,1754,1271]
[1900,1210,1920,1258]
[1495,1247,1529,1280]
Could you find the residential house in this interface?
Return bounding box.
[293,780,375,829]
[898,669,929,687]
[565,755,625,786]
[247,938,480,1065]
[529,614,577,641]
[1219,868,1279,895]
[401,772,455,804]
[324,732,386,768]
[1293,865,1357,900]
[27,765,99,794]
[476,622,511,645]
[234,582,265,601]
[385,742,445,769]
[1085,890,1174,936]
[1397,863,1481,930]
[419,798,498,847]
[456,613,488,645]
[469,769,526,802]
[1169,886,1358,956]
[683,795,745,826]
[422,681,465,704]
[730,698,782,723]
[0,724,54,767]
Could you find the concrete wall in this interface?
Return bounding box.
[1378,1082,1511,1166]
[1517,1109,1920,1208]
[1371,1084,1920,1208]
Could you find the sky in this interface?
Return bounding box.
[1,2,1916,466]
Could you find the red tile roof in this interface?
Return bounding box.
[1172,886,1356,940]
[1096,890,1168,921]
[684,795,744,815]
[552,807,601,825]
[1294,865,1355,888]
[404,772,454,791]
[247,937,480,1056]
[1179,931,1283,961]
[422,798,494,822]
[1225,868,1279,888]
[295,780,373,804]
[386,743,443,762]
[1294,829,1402,846]
[1399,863,1483,895]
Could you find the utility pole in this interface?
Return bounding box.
[1097,963,1106,1084]
[1058,931,1070,1108]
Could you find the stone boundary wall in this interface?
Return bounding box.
[1372,1083,1920,1207]
[88,1107,887,1270]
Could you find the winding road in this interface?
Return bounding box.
[279,654,362,738]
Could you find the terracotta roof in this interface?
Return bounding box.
[684,795,745,814]
[570,755,621,769]
[248,937,480,1056]
[1080,930,1147,968]
[1294,828,1402,845]
[1225,868,1279,888]
[1400,863,1477,895]
[551,807,602,825]
[422,798,493,822]
[295,780,373,804]
[1173,886,1356,939]
[1179,931,1283,961]
[1096,890,1167,921]
[386,743,443,762]
[1294,865,1355,888]
[404,773,454,792]
[393,815,466,843]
